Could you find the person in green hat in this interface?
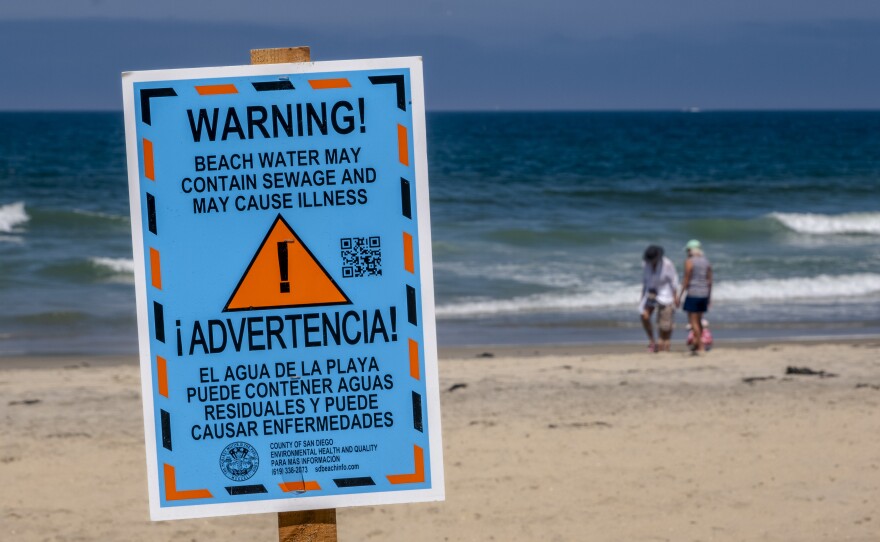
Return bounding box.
[678,239,713,354]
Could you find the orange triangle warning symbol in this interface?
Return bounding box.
[224,214,351,312]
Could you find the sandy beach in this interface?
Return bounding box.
[2,339,880,541]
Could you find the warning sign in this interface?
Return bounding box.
[224,214,351,311]
[122,57,443,521]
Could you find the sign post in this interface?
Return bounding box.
[250,45,337,542]
[122,50,444,530]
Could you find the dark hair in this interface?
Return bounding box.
[643,245,664,262]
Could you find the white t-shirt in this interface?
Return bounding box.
[641,256,679,309]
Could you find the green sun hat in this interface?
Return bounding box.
[685,239,702,251]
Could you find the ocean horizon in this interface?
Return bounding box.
[2,111,879,355]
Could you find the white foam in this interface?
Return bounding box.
[437,261,586,288]
[436,281,642,317]
[90,257,135,274]
[436,273,880,318]
[73,209,130,223]
[714,273,880,301]
[0,235,25,244]
[0,201,29,233]
[769,212,880,235]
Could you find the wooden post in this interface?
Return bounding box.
[251,46,338,542]
[278,509,338,542]
[251,46,311,65]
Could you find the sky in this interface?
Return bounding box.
[2,0,880,110]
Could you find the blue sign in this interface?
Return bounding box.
[122,57,443,520]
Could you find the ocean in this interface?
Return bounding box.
[2,111,879,355]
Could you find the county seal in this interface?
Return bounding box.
[219,441,260,481]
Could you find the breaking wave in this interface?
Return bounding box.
[769,212,880,235]
[436,273,880,318]
[90,257,135,275]
[0,201,29,233]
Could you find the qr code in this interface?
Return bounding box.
[341,236,382,277]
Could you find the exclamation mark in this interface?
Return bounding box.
[358,97,366,133]
[389,306,397,341]
[278,241,290,293]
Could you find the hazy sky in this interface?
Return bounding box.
[3,1,880,110]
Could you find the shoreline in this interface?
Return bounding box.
[437,317,880,350]
[1,335,878,369]
[3,316,877,359]
[439,334,880,359]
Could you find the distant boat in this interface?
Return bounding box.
[682,107,702,113]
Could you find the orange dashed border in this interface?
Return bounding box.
[278,481,322,493]
[402,232,414,274]
[386,445,425,484]
[143,138,155,180]
[408,339,420,380]
[397,124,409,166]
[149,247,162,290]
[157,356,168,398]
[195,84,238,95]
[308,78,351,89]
[141,75,432,503]
[163,464,213,500]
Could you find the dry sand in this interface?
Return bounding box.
[2,340,880,541]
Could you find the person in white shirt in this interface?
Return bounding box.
[640,245,680,352]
